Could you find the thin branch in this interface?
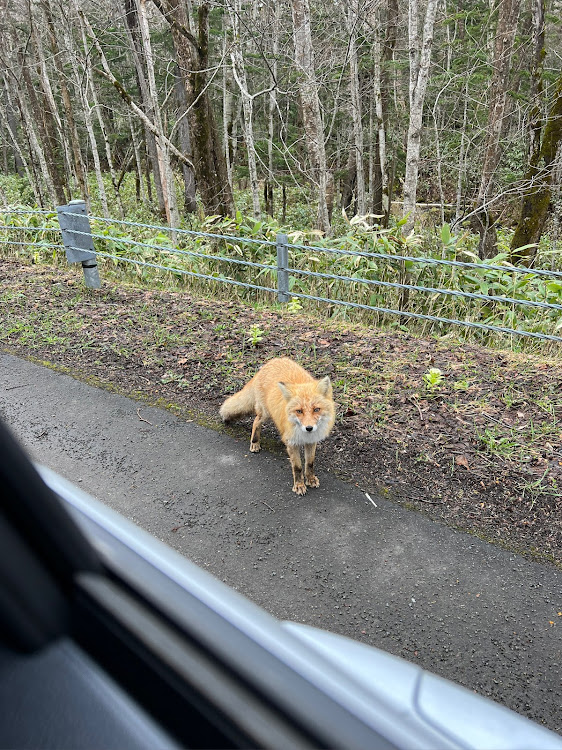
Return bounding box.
[79,10,194,171]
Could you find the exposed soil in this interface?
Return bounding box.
[2,257,562,566]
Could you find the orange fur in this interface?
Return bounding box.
[220,357,336,495]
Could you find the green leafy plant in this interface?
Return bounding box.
[287,297,303,313]
[423,367,444,393]
[246,324,265,346]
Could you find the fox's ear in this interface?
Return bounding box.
[278,381,293,400]
[317,375,332,397]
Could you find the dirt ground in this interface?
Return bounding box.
[2,257,561,567]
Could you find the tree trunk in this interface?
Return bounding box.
[454,77,470,225]
[372,33,387,219]
[41,0,88,201]
[154,0,235,217]
[510,72,562,262]
[0,86,42,204]
[341,150,357,214]
[174,74,197,214]
[11,73,57,206]
[77,16,125,217]
[136,0,180,228]
[128,115,148,204]
[266,0,280,218]
[369,0,397,224]
[290,0,331,235]
[31,20,73,200]
[472,0,520,257]
[346,0,366,216]
[402,0,438,234]
[124,0,167,216]
[61,16,109,215]
[229,0,261,218]
[222,17,235,188]
[13,39,66,204]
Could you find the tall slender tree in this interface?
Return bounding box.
[290,0,331,235]
[402,0,438,234]
[471,0,521,257]
[153,0,235,217]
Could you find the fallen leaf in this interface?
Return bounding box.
[455,455,470,470]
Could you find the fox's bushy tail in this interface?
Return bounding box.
[220,380,256,422]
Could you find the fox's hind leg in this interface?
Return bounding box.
[304,443,320,488]
[250,412,264,452]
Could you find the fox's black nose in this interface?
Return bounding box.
[306,426,313,432]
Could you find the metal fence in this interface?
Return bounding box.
[1,201,562,344]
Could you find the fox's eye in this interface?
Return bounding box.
[296,409,303,414]
[313,407,320,413]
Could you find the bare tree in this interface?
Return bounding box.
[153,0,235,217]
[124,0,168,216]
[402,0,438,234]
[229,0,261,217]
[345,0,366,217]
[369,0,398,224]
[135,0,180,226]
[471,0,521,257]
[41,0,88,201]
[290,0,331,234]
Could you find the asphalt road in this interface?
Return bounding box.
[1,352,561,734]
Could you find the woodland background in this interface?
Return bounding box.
[1,0,562,264]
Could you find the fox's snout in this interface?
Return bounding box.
[305,425,313,432]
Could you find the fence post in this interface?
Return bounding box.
[56,199,101,289]
[276,232,290,303]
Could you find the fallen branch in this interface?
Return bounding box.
[137,408,153,426]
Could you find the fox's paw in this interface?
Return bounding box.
[305,474,320,488]
[250,442,261,453]
[292,481,307,496]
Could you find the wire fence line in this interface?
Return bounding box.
[1,201,562,345]
[82,227,562,313]
[86,249,562,343]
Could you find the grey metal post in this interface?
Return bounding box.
[276,233,290,303]
[56,199,101,289]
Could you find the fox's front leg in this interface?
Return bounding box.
[286,444,306,495]
[304,443,320,488]
[250,413,264,452]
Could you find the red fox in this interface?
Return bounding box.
[220,357,336,495]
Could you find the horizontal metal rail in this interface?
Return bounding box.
[0,238,64,250]
[69,228,562,314]
[87,214,277,248]
[89,249,562,343]
[80,212,562,280]
[0,209,53,216]
[287,265,562,312]
[286,290,562,342]
[94,249,279,296]
[285,239,562,281]
[85,230,277,273]
[0,225,58,232]
[2,206,562,344]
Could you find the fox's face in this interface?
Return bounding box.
[278,377,335,444]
